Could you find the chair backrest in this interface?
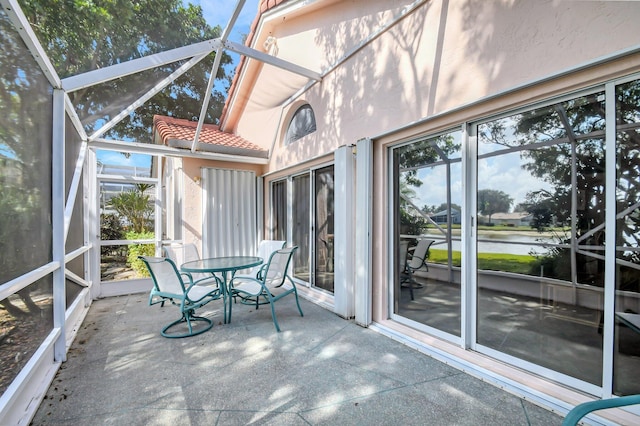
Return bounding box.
[239,240,287,276]
[139,256,186,297]
[164,243,211,281]
[257,240,287,259]
[163,245,181,264]
[399,240,410,269]
[407,239,434,270]
[262,246,297,289]
[183,243,201,263]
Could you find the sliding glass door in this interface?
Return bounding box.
[388,76,640,397]
[314,166,335,292]
[391,130,462,339]
[292,173,311,282]
[271,165,335,293]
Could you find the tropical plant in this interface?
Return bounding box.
[108,184,154,233]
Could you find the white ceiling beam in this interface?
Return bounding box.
[224,40,322,81]
[89,53,208,140]
[91,138,269,165]
[191,0,247,152]
[62,39,222,92]
[2,0,62,88]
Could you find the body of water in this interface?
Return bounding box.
[422,231,558,256]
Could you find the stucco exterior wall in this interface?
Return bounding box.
[232,0,640,173]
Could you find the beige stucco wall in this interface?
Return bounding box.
[231,0,640,174]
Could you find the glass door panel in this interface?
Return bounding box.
[292,174,310,282]
[270,179,288,241]
[314,166,335,293]
[392,131,462,337]
[475,92,606,386]
[613,79,640,396]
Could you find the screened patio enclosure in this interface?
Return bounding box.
[3,0,640,424]
[0,0,325,423]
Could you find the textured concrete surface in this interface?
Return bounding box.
[31,292,563,425]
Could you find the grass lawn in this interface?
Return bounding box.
[429,248,536,274]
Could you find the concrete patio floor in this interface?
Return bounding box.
[31,292,565,425]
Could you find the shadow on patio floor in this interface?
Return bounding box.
[31,292,563,425]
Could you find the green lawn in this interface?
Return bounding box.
[429,248,536,274]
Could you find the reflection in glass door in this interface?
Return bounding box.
[475,91,606,388]
[391,131,462,337]
[314,166,334,292]
[292,173,310,282]
[272,166,335,293]
[613,79,640,396]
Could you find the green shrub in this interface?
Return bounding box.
[125,231,155,277]
[100,213,125,257]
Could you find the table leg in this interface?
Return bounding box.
[221,271,230,324]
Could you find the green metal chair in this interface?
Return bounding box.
[163,243,219,287]
[229,246,303,332]
[234,239,286,306]
[562,394,640,426]
[139,256,222,338]
[401,238,434,300]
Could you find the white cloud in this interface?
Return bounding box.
[410,151,553,212]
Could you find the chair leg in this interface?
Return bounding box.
[293,286,304,317]
[408,271,415,300]
[161,310,213,338]
[267,294,281,332]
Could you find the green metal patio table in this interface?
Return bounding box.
[181,256,263,324]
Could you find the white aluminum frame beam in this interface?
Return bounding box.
[1,0,62,88]
[89,53,209,140]
[224,40,322,81]
[191,0,246,151]
[61,39,221,92]
[91,138,269,164]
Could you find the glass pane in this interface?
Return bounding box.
[613,79,640,396]
[292,174,310,282]
[314,166,334,293]
[0,276,53,395]
[476,92,606,385]
[0,9,53,285]
[270,180,287,241]
[100,181,155,282]
[393,131,462,336]
[286,105,317,144]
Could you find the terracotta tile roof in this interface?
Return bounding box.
[153,115,268,158]
[220,0,289,128]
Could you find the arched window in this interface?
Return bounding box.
[285,104,316,145]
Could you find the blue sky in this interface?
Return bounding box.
[193,0,261,43]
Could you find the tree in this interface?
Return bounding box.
[0,12,53,285]
[19,0,234,141]
[396,134,461,234]
[478,189,513,224]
